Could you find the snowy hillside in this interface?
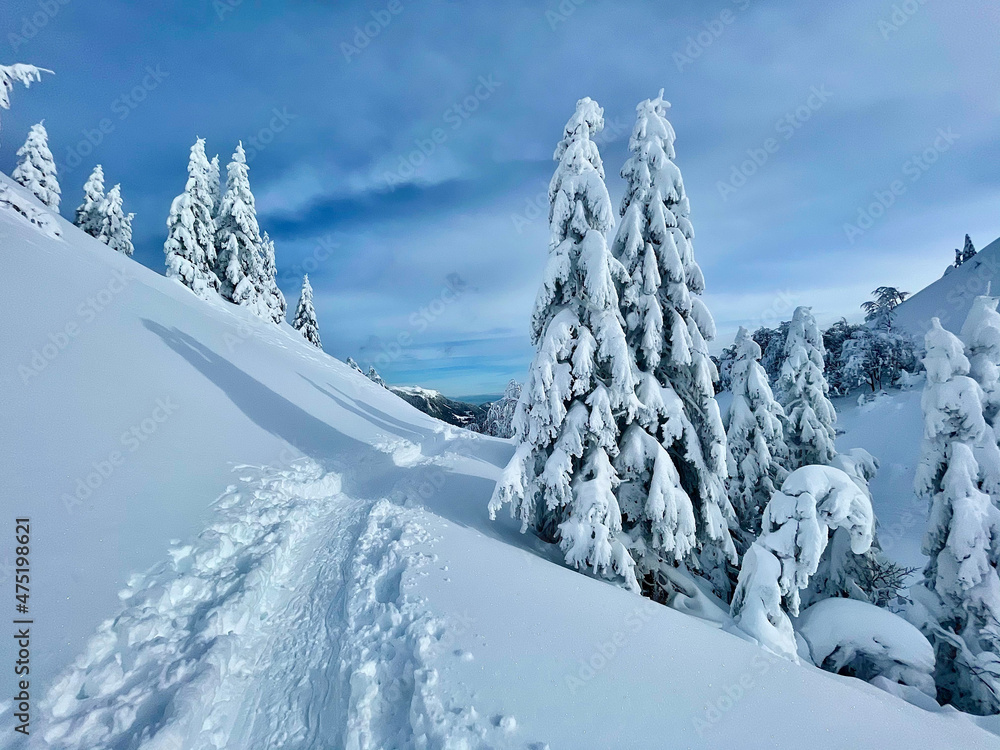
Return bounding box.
[2,175,997,749]
[893,235,1000,336]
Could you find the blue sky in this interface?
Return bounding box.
[2,0,998,396]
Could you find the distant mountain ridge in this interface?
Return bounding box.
[390,385,490,429]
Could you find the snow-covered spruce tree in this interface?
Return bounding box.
[610,91,736,597]
[962,234,977,265]
[214,142,265,314]
[12,122,59,209]
[730,465,874,661]
[724,326,788,544]
[367,366,387,388]
[962,295,1000,431]
[776,306,837,469]
[207,154,221,220]
[912,318,1000,713]
[0,64,50,135]
[292,274,321,348]
[97,184,134,256]
[490,97,641,591]
[74,165,105,237]
[164,138,220,298]
[260,231,286,324]
[483,380,522,438]
[346,357,364,374]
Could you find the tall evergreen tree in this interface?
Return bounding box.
[292,275,321,348]
[214,142,265,314]
[490,97,640,591]
[724,327,788,543]
[164,138,219,298]
[260,231,286,324]
[777,306,837,469]
[12,121,59,209]
[611,91,735,596]
[74,164,105,237]
[97,184,134,256]
[912,318,1000,713]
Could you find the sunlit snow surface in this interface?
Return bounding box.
[1,176,996,748]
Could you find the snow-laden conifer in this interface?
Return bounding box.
[489,97,640,591]
[74,165,105,237]
[777,306,837,468]
[260,231,286,324]
[292,275,321,348]
[611,91,735,595]
[207,154,221,220]
[367,366,387,388]
[12,121,59,209]
[730,465,874,661]
[346,357,364,374]
[164,138,219,297]
[911,318,1000,713]
[0,63,50,134]
[483,380,522,438]
[724,326,788,542]
[215,143,265,314]
[97,184,134,256]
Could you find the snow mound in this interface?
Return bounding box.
[798,598,936,697]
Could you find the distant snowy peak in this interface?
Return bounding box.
[893,234,1000,336]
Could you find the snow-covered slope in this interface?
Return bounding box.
[893,235,1000,336]
[2,175,996,748]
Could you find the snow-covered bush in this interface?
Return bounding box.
[797,598,936,697]
[611,90,735,598]
[724,326,788,543]
[346,357,364,375]
[489,97,639,592]
[292,274,321,348]
[12,121,59,209]
[776,306,837,469]
[730,465,874,661]
[74,165,105,237]
[482,380,521,438]
[97,184,134,256]
[164,138,220,298]
[911,318,1000,714]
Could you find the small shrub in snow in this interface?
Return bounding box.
[798,597,936,698]
[730,465,874,661]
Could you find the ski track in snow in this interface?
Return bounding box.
[28,458,500,750]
